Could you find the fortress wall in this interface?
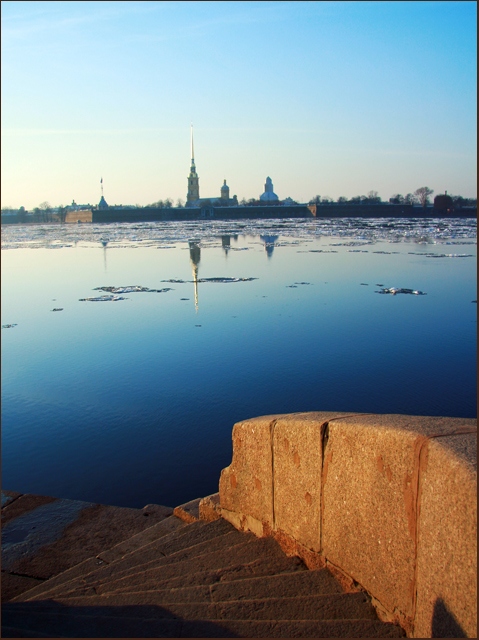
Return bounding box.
[92,205,313,223]
[65,210,92,223]
[219,412,477,638]
[89,205,477,223]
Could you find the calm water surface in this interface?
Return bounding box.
[2,218,476,508]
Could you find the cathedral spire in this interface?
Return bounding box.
[190,123,195,164]
[187,124,199,205]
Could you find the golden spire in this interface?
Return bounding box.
[190,123,194,163]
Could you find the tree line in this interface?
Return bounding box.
[2,188,476,220]
[308,188,476,208]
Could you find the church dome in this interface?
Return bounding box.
[98,196,108,210]
[221,179,229,199]
[260,176,279,202]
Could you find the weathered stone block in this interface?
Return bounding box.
[219,415,283,534]
[173,497,201,523]
[273,412,356,552]
[321,414,476,630]
[199,493,221,522]
[414,433,477,638]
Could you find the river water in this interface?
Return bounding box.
[1,218,476,508]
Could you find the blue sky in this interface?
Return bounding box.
[1,1,476,209]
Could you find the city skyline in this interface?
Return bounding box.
[1,1,477,210]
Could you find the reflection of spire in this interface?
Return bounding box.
[189,239,201,312]
[221,235,231,256]
[100,238,108,271]
[260,234,279,258]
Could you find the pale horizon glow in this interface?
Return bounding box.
[1,1,477,209]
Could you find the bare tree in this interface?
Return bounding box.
[149,200,165,208]
[414,187,434,208]
[309,195,321,205]
[337,196,348,203]
[176,198,184,208]
[404,193,417,205]
[57,205,67,223]
[39,201,52,222]
[366,190,381,204]
[17,206,27,223]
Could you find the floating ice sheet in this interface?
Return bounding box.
[93,286,173,294]
[1,217,476,250]
[376,287,427,295]
[79,295,127,302]
[161,277,257,283]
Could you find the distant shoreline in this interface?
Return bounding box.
[2,204,477,226]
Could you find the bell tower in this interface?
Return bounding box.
[186,124,200,206]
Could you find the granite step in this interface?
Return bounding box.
[92,534,274,594]
[92,554,307,594]
[2,513,407,638]
[99,514,230,565]
[4,569,344,610]
[43,567,339,605]
[98,512,188,563]
[24,527,254,601]
[22,554,306,604]
[1,608,405,638]
[16,517,236,601]
[12,516,188,602]
[1,625,53,638]
[1,492,173,584]
[107,567,344,602]
[93,528,243,586]
[9,592,378,621]
[33,535,295,600]
[95,537,296,597]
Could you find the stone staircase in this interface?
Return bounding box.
[2,504,405,638]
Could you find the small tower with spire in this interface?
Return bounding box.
[186,124,200,206]
[98,177,108,209]
[220,179,230,201]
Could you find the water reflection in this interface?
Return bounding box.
[260,234,279,258]
[189,239,201,312]
[101,238,109,272]
[221,236,230,256]
[1,219,476,510]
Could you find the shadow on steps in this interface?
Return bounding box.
[1,600,241,638]
[2,599,407,638]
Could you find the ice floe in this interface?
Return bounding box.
[79,295,127,302]
[2,217,475,250]
[376,287,427,295]
[161,277,257,283]
[93,286,173,294]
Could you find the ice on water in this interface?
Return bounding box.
[1,217,476,250]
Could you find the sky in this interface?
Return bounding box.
[1,0,477,209]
